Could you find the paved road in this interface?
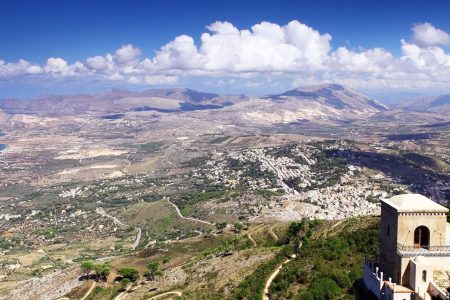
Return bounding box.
[260,157,298,195]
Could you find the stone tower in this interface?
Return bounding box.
[379,194,449,286]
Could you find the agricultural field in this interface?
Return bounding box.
[0,110,449,299]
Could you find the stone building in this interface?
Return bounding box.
[364,194,450,300]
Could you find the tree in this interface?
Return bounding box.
[216,222,227,230]
[83,262,110,281]
[234,222,244,232]
[145,261,163,281]
[94,264,103,280]
[99,265,110,280]
[80,261,94,277]
[118,267,140,282]
[119,278,131,291]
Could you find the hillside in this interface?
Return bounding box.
[270,84,388,111]
[0,85,388,124]
[231,84,388,124]
[0,108,9,124]
[0,88,243,115]
[397,93,450,113]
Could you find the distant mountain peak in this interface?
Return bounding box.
[291,83,346,92]
[397,93,450,112]
[269,83,388,112]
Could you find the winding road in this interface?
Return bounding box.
[263,254,297,300]
[131,227,142,250]
[247,232,257,247]
[166,198,214,225]
[268,226,279,242]
[260,157,298,195]
[96,207,142,250]
[148,291,183,300]
[96,207,126,226]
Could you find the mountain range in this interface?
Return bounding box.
[1,84,449,125]
[396,94,450,113]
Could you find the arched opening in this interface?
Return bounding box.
[414,226,430,249]
[422,270,427,282]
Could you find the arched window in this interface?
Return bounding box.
[422,270,427,282]
[414,226,430,249]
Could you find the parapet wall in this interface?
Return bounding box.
[363,259,383,300]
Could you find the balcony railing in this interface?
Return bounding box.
[397,243,450,256]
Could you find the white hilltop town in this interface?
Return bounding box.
[364,194,450,300]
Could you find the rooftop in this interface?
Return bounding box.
[383,281,413,293]
[382,194,449,213]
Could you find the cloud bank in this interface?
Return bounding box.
[1,20,450,92]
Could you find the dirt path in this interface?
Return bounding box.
[247,232,257,247]
[148,291,183,300]
[96,207,126,226]
[122,149,135,175]
[268,226,278,242]
[166,198,214,225]
[131,227,142,250]
[114,285,131,300]
[96,207,142,250]
[323,219,345,237]
[263,254,297,300]
[80,281,97,300]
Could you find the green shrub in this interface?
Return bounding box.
[117,267,139,282]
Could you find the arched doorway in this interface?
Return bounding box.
[414,226,430,249]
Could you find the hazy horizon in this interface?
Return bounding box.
[2,0,450,101]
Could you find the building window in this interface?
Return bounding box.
[414,226,430,249]
[387,225,390,237]
[422,270,427,282]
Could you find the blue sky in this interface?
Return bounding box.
[1,0,450,101]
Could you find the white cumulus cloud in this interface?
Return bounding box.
[86,55,110,70]
[2,20,450,93]
[144,75,178,85]
[114,44,142,65]
[412,22,450,47]
[26,65,42,74]
[147,20,332,73]
[44,57,71,74]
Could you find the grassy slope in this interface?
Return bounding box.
[69,217,379,300]
[163,217,379,300]
[115,200,214,243]
[269,216,379,300]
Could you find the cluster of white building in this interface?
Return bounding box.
[196,145,386,220]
